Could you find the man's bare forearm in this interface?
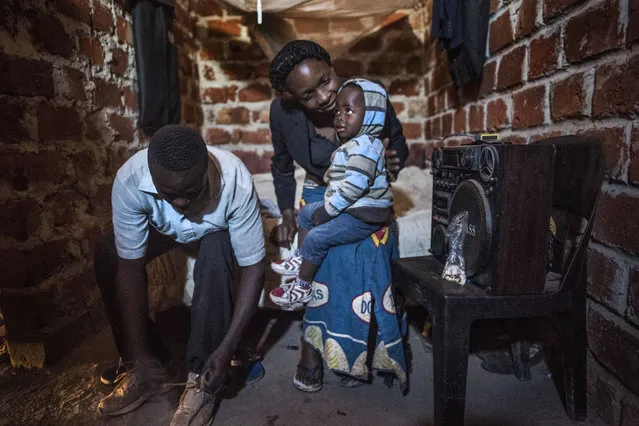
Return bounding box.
[214,259,265,357]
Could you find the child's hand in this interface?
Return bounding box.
[383,137,402,173]
[312,206,333,227]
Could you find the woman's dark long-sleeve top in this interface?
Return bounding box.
[269,98,409,213]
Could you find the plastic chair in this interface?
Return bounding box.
[392,136,603,425]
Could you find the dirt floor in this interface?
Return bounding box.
[0,308,607,426]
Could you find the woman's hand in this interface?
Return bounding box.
[383,137,401,173]
[275,209,298,249]
[383,137,401,182]
[311,205,332,227]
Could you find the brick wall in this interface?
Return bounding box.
[0,0,197,365]
[422,0,639,423]
[194,4,430,173]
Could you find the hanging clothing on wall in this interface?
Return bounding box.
[432,0,490,88]
[132,0,180,136]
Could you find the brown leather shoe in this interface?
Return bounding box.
[170,373,217,426]
[98,361,170,417]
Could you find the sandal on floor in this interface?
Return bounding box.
[293,364,323,393]
[339,375,366,388]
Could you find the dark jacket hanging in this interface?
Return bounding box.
[432,0,490,88]
[132,0,180,136]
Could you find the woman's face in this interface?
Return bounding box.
[285,58,341,113]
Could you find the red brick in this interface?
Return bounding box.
[368,56,407,77]
[529,130,562,142]
[431,61,451,91]
[579,126,627,181]
[564,0,622,64]
[387,34,422,54]
[631,127,639,184]
[479,60,497,98]
[201,87,229,104]
[486,98,510,130]
[46,189,84,228]
[426,95,436,116]
[430,116,442,139]
[241,129,271,144]
[587,354,626,425]
[392,102,405,115]
[0,198,41,241]
[593,54,639,118]
[594,191,639,253]
[116,17,133,46]
[109,114,135,141]
[543,0,584,21]
[226,39,265,61]
[252,109,270,123]
[513,85,545,129]
[490,0,500,13]
[529,31,559,79]
[489,10,514,54]
[402,122,422,140]
[38,104,82,141]
[78,33,105,66]
[72,149,99,182]
[57,0,91,24]
[220,63,254,80]
[88,183,112,216]
[588,304,639,394]
[216,107,250,125]
[207,18,242,37]
[469,104,485,132]
[406,143,426,168]
[231,151,261,174]
[406,55,425,75]
[587,248,628,314]
[61,66,87,101]
[497,45,526,91]
[124,86,137,110]
[0,53,54,97]
[630,264,639,325]
[333,59,363,78]
[551,72,586,121]
[0,150,72,189]
[389,78,420,96]
[294,18,329,33]
[30,12,74,57]
[200,64,215,82]
[505,135,528,144]
[0,98,29,144]
[93,1,114,33]
[239,83,272,102]
[630,0,639,44]
[517,0,538,39]
[205,128,232,145]
[330,19,363,32]
[192,0,224,16]
[94,78,123,108]
[0,249,29,290]
[349,34,383,54]
[442,113,453,137]
[200,40,226,61]
[447,86,460,109]
[30,239,74,285]
[255,62,270,78]
[109,47,129,76]
[453,108,467,134]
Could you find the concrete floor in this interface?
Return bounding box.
[0,308,607,426]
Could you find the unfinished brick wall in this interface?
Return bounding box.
[193,4,430,173]
[0,0,198,365]
[422,0,639,423]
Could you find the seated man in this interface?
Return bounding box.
[93,125,265,425]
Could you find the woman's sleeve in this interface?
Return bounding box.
[384,100,409,172]
[270,100,297,212]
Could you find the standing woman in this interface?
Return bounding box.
[268,40,410,392]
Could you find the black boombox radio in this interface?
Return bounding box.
[430,142,555,294]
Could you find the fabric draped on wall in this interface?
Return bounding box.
[215,0,426,60]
